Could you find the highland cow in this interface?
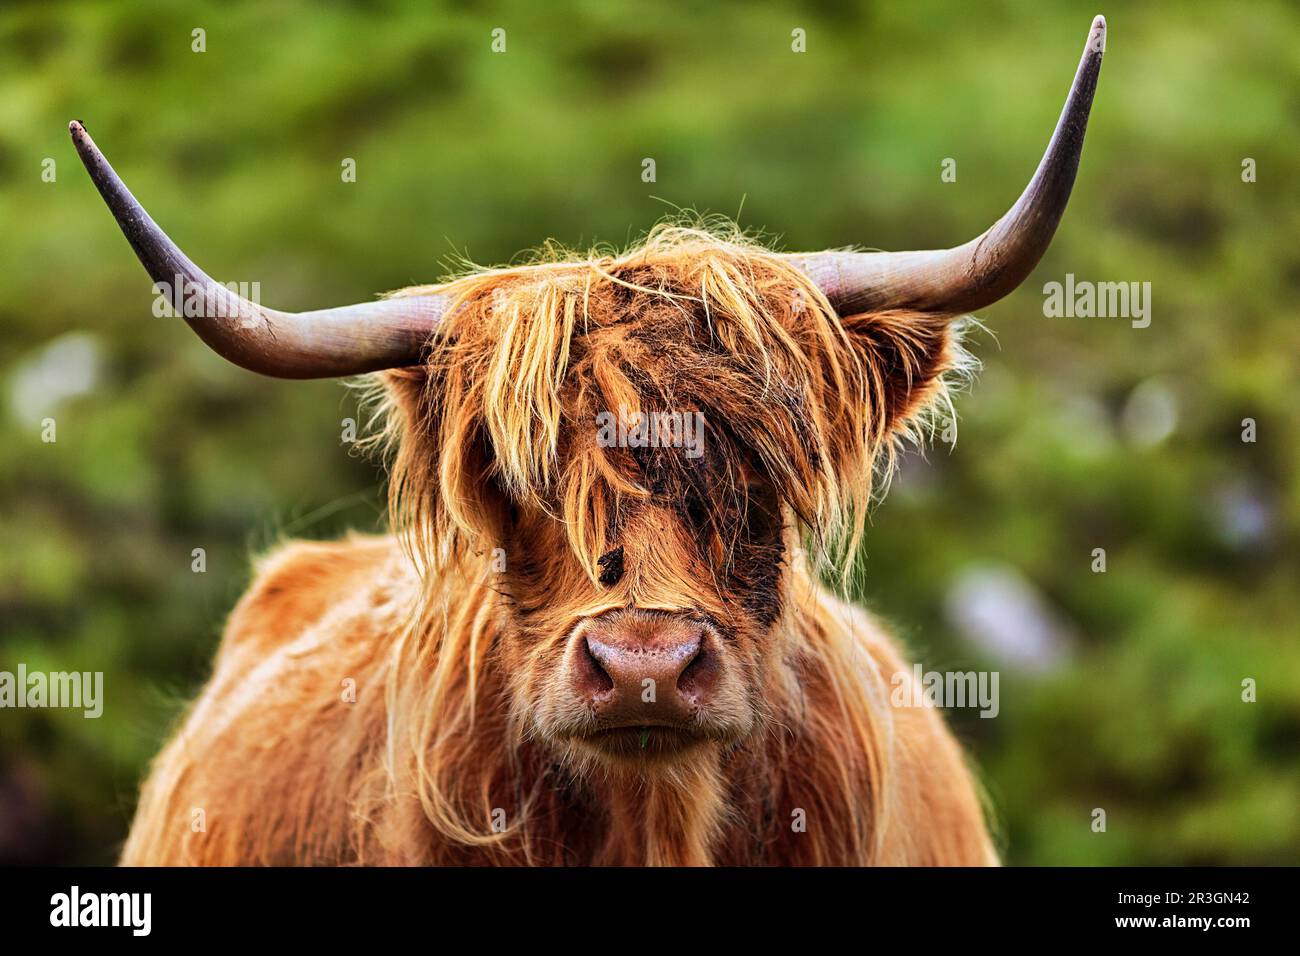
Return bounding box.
[75,18,1105,866]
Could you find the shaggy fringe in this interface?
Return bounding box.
[359,220,973,582]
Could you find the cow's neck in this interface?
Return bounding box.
[583,754,728,866]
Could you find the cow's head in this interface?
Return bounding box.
[71,20,1104,775]
[376,234,963,772]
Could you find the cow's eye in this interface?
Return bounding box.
[597,546,625,587]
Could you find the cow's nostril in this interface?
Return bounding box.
[676,637,714,698]
[576,636,615,697]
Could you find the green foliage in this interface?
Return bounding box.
[1,0,1296,864]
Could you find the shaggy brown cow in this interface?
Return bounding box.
[75,18,1104,866]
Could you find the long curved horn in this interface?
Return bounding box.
[69,121,446,378]
[791,15,1106,317]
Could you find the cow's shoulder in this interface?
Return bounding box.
[218,532,417,662]
[794,584,999,865]
[122,535,422,864]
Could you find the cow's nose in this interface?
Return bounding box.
[569,611,718,725]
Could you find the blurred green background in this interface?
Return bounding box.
[1,0,1297,865]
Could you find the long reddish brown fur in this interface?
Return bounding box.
[122,226,998,866]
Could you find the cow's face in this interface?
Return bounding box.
[383,234,959,774]
[499,439,792,767]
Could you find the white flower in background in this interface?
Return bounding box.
[1121,377,1178,448]
[1211,480,1273,550]
[7,333,103,425]
[944,564,1075,673]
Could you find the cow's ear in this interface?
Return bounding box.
[839,310,962,438]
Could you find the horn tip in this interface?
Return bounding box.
[68,121,101,168]
[69,120,94,156]
[1090,14,1106,45]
